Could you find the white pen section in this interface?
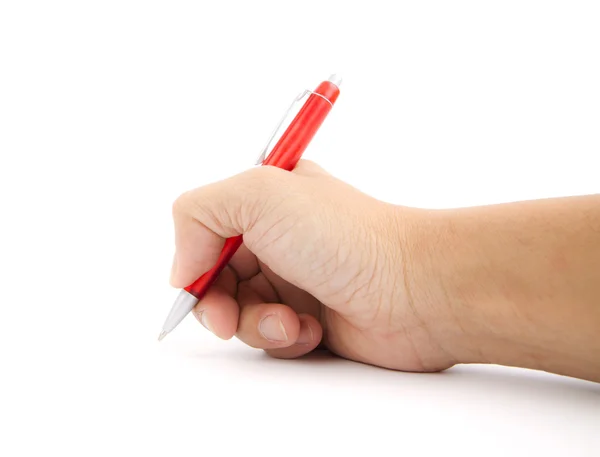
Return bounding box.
[159,289,199,339]
[328,74,342,87]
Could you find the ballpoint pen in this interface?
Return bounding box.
[158,74,342,341]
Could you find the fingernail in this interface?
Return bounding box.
[296,323,313,345]
[259,314,288,342]
[170,253,178,284]
[195,309,213,333]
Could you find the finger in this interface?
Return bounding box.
[170,209,225,288]
[191,266,239,339]
[169,166,294,288]
[228,243,260,281]
[258,260,320,317]
[244,272,280,304]
[265,313,323,359]
[236,302,300,349]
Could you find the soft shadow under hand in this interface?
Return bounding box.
[185,344,600,409]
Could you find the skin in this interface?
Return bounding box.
[170,160,600,383]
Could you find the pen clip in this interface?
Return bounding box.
[255,89,333,165]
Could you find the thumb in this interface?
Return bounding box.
[169,165,305,288]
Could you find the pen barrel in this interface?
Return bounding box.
[263,81,340,170]
[183,80,339,300]
[184,235,243,298]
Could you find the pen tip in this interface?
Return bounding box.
[158,331,168,342]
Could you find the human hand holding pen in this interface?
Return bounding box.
[168,160,600,382]
[159,75,341,340]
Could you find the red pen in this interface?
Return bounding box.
[159,74,342,340]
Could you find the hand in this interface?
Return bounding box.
[170,160,460,372]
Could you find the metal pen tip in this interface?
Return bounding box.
[328,74,342,87]
[158,331,168,341]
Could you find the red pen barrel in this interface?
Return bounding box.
[184,235,243,298]
[184,79,340,300]
[263,81,340,170]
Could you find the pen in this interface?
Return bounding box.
[158,74,342,340]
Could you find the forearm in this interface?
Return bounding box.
[426,195,600,382]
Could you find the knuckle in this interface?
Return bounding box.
[172,190,192,216]
[172,188,222,230]
[243,165,285,188]
[239,167,296,222]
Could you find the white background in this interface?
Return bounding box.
[1,1,599,456]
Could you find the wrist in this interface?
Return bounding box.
[381,200,594,378]
[390,205,539,369]
[415,208,535,368]
[385,204,474,369]
[422,202,600,382]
